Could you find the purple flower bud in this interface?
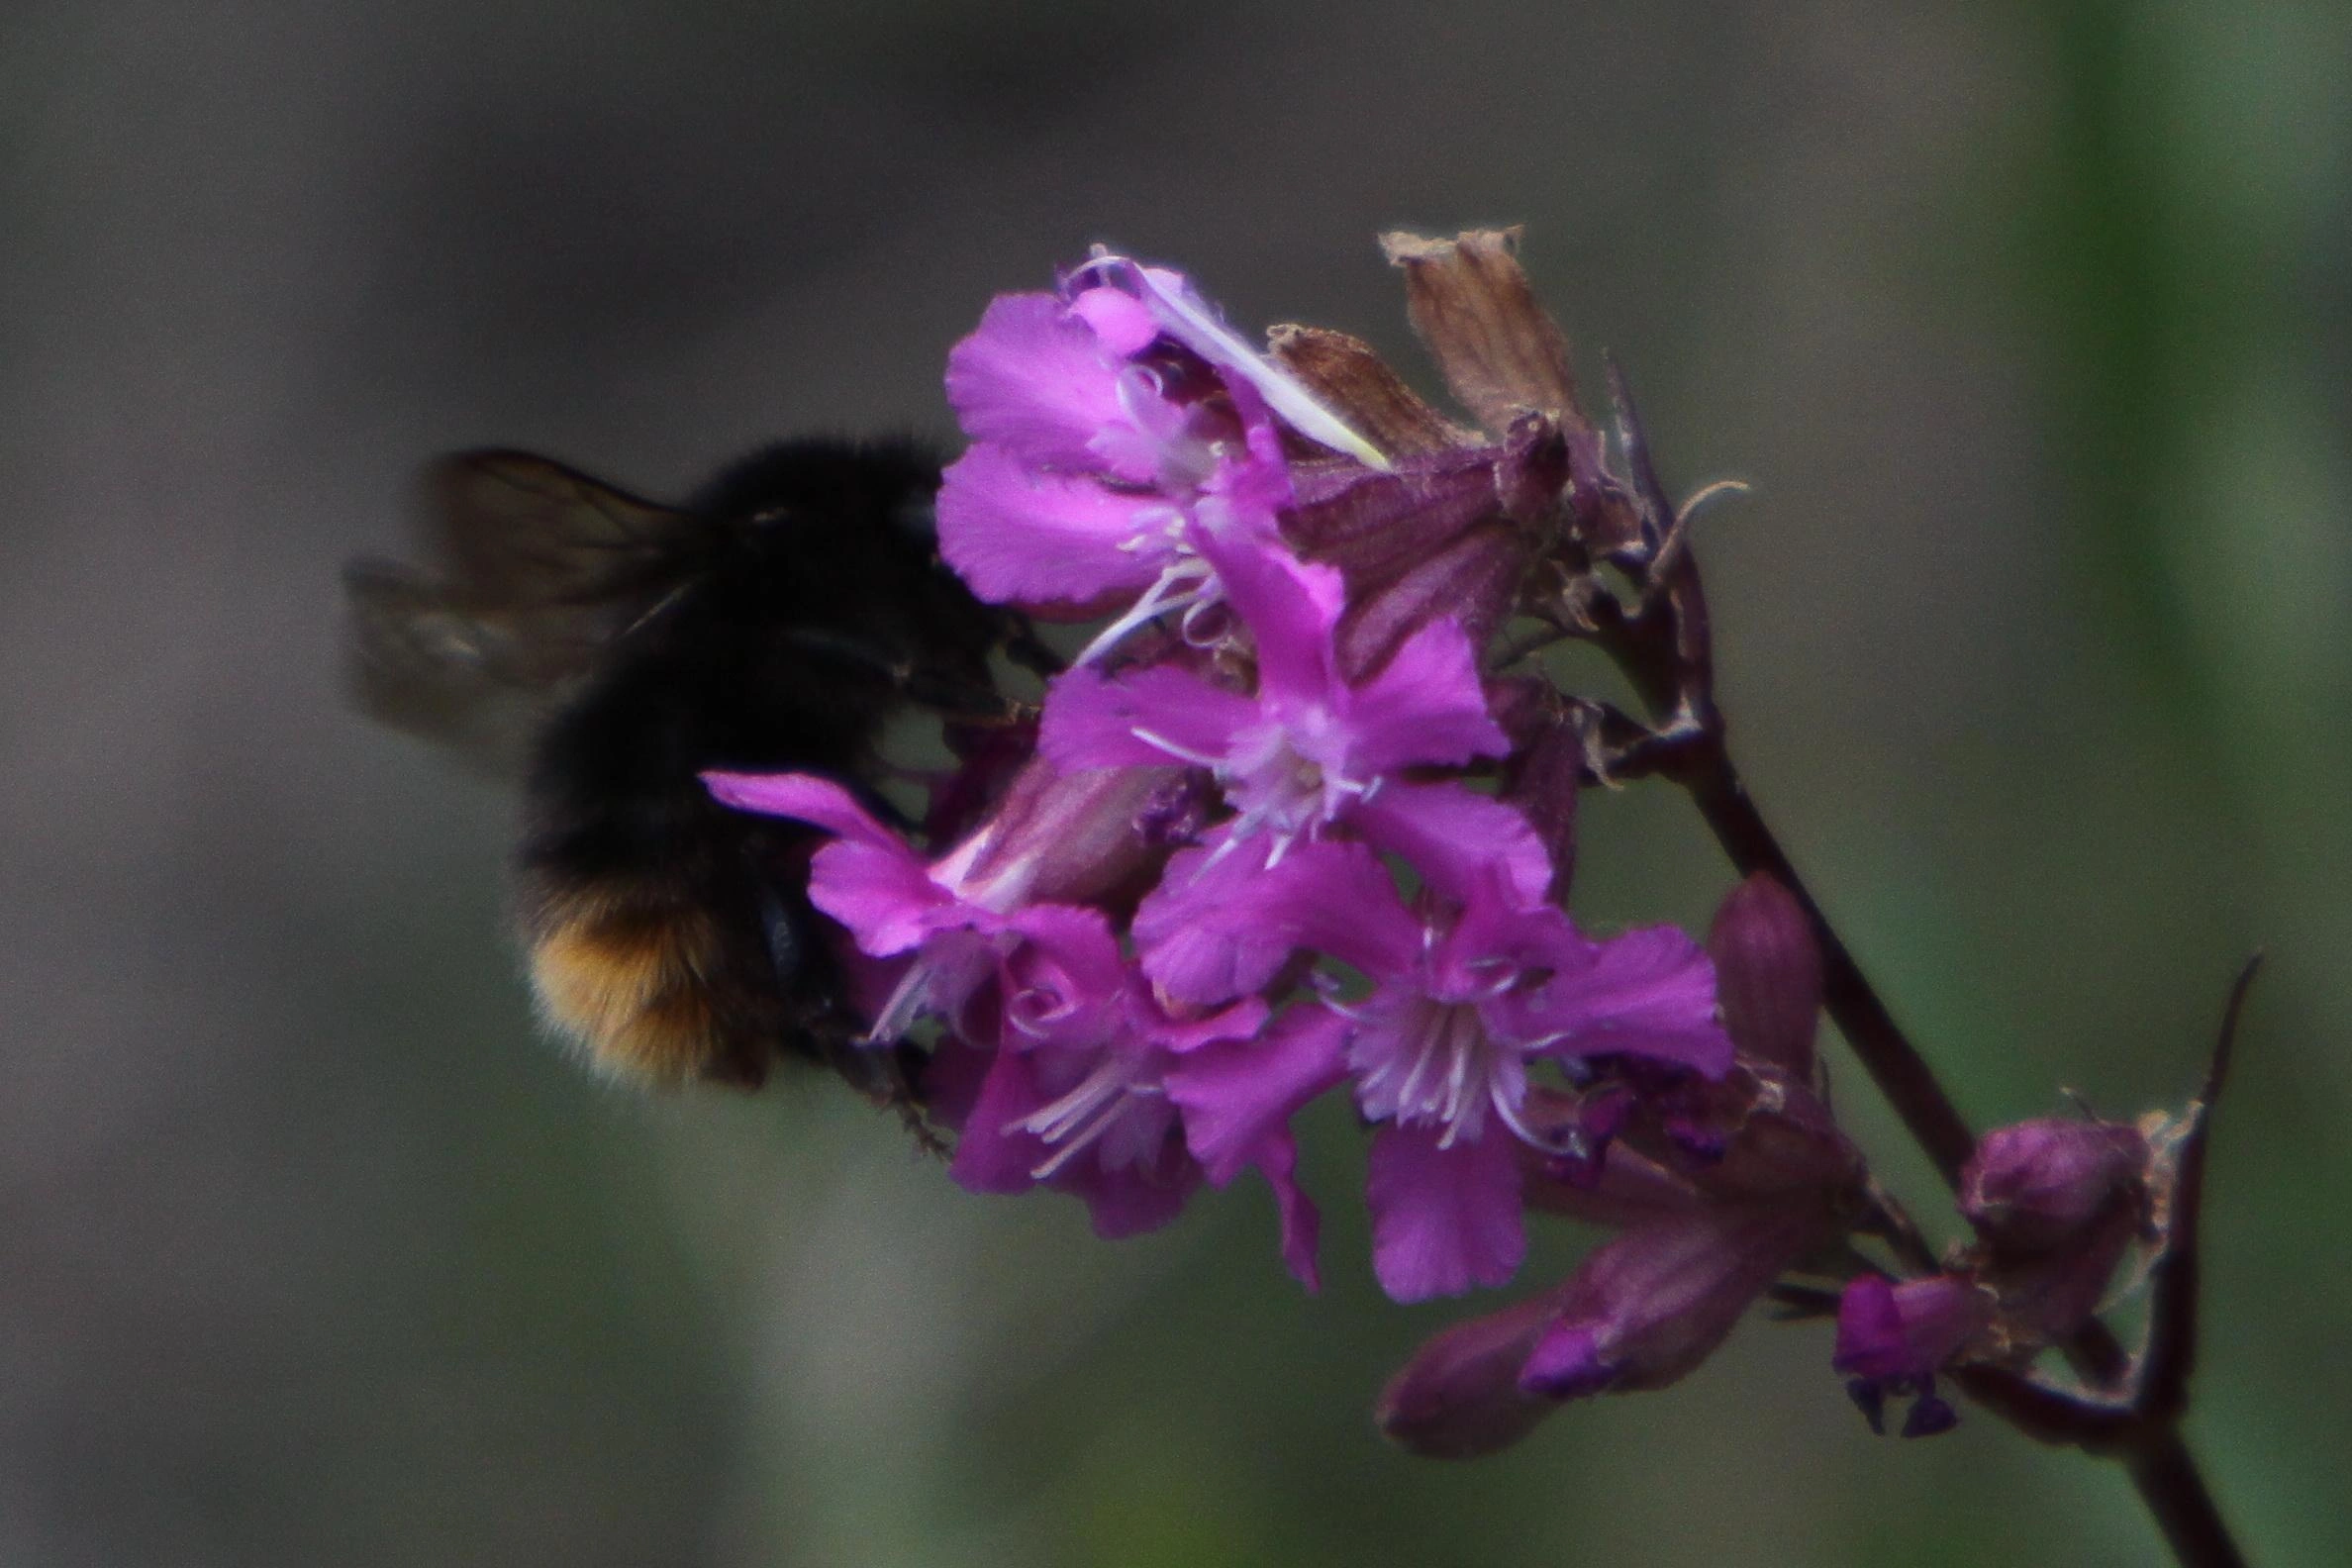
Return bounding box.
[945,757,1180,911]
[1333,521,1531,683]
[1707,873,1823,1077]
[1519,1206,1829,1399]
[1957,1117,2152,1345]
[1961,1117,2148,1254]
[1496,700,1582,895]
[1375,1295,1559,1459]
[1832,1275,1991,1384]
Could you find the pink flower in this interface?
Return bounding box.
[1345,882,1732,1301]
[936,269,1310,643]
[927,908,1323,1284]
[1042,529,1548,998]
[1148,853,1733,1302]
[700,768,1148,1042]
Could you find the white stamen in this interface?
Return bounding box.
[1014,1056,1148,1180]
[1013,1055,1127,1144]
[1129,727,1225,770]
[1074,558,1216,666]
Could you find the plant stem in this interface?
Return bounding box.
[1674,740,2246,1568]
[1575,373,2246,1567]
[2128,1433,2245,1568]
[1676,748,1979,1185]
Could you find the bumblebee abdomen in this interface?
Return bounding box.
[525,881,768,1087]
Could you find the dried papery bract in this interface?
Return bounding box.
[1380,228,1588,437]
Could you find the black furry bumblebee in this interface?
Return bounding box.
[345,439,1034,1097]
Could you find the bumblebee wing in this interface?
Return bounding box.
[342,557,560,772]
[422,449,703,628]
[344,449,710,768]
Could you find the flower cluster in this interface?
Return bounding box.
[711,246,1731,1303]
[705,234,2181,1451]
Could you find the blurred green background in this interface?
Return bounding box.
[4,1,2346,1563]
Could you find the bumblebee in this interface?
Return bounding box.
[345,439,1029,1097]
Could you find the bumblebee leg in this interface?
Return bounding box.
[1000,611,1065,678]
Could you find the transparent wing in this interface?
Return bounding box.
[341,450,705,769]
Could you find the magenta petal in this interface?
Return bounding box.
[1055,1129,1201,1239]
[936,442,1171,606]
[1197,417,1295,538]
[1164,1004,1348,1185]
[702,771,899,848]
[1257,839,1423,976]
[1148,994,1270,1055]
[1833,1277,1905,1377]
[1130,837,1287,1005]
[1250,1127,1323,1292]
[1439,868,1581,978]
[1135,835,1415,1005]
[1039,663,1255,774]
[1538,926,1735,1076]
[1344,618,1510,773]
[1366,1124,1527,1303]
[1192,526,1346,704]
[996,904,1127,1045]
[1350,782,1553,907]
[1519,1323,1616,1399]
[947,1047,1050,1196]
[944,293,1149,479]
[802,834,954,957]
[1833,1274,1991,1381]
[1065,284,1159,357]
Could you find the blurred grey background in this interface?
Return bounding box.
[4,1,2347,1564]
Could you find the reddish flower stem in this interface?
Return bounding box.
[1680,739,2244,1568]
[1674,746,1981,1185]
[1578,450,2247,1567]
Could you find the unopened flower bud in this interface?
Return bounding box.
[1959,1116,2152,1344]
[1376,1296,1557,1459]
[1497,701,1582,893]
[1832,1274,1992,1440]
[949,758,1180,909]
[1519,1206,1827,1399]
[1961,1116,2148,1255]
[1335,521,1530,680]
[1832,1275,1992,1384]
[1708,874,1823,1077]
